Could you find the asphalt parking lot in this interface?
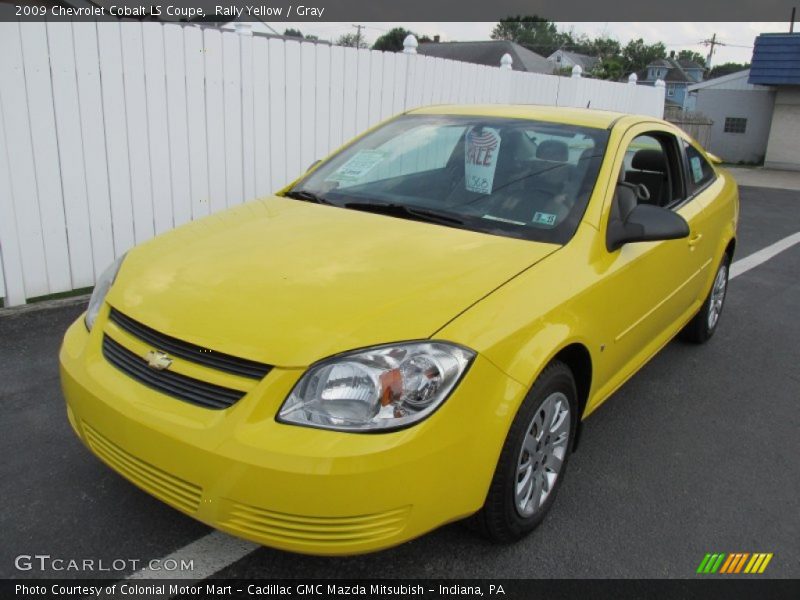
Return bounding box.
[1,185,798,580]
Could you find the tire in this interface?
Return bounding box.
[470,361,578,543]
[680,253,730,344]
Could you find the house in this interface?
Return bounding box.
[685,70,775,164]
[547,50,600,73]
[417,40,554,74]
[748,33,800,170]
[635,54,705,108]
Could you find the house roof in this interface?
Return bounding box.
[688,69,772,92]
[417,40,554,74]
[749,33,800,85]
[677,58,704,70]
[548,50,600,70]
[640,57,703,83]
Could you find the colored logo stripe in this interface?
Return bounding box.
[697,553,773,574]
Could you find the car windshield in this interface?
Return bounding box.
[288,115,610,244]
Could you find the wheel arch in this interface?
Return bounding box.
[725,236,736,261]
[550,343,592,451]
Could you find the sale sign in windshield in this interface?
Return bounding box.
[465,127,501,194]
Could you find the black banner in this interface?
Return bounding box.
[1,0,798,22]
[3,579,800,600]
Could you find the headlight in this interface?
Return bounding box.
[85,254,126,330]
[278,342,475,432]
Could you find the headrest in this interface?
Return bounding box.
[496,129,537,168]
[536,140,568,162]
[631,149,666,172]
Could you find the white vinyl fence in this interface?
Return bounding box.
[0,21,665,306]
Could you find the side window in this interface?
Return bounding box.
[683,142,716,191]
[619,132,685,209]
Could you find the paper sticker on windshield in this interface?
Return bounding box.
[690,156,704,183]
[465,127,501,194]
[533,212,557,226]
[327,150,385,183]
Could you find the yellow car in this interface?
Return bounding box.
[60,105,738,555]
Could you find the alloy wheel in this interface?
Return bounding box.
[707,263,728,330]
[514,392,571,517]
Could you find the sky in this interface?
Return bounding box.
[260,22,793,67]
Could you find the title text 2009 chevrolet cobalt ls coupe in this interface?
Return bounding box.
[60,105,737,555]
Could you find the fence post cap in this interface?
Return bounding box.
[628,72,638,84]
[571,64,583,78]
[500,53,513,69]
[403,34,418,54]
[655,78,666,88]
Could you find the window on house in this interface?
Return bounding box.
[724,117,747,134]
[667,86,675,97]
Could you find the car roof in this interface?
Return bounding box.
[407,104,655,130]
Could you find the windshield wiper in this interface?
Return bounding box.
[284,189,333,205]
[343,201,466,227]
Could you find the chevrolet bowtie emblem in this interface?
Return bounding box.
[145,350,173,371]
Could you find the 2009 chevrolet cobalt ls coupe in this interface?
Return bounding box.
[60,105,737,555]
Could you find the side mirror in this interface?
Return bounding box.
[607,203,689,252]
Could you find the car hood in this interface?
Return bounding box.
[107,196,558,367]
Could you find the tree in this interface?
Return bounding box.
[707,62,749,79]
[334,33,368,49]
[588,36,621,60]
[592,56,626,81]
[677,49,706,67]
[622,38,667,74]
[283,28,318,41]
[490,16,570,57]
[372,27,414,52]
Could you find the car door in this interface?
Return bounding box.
[586,124,714,406]
[680,139,724,276]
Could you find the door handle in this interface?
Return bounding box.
[688,233,703,247]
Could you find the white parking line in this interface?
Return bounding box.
[729,231,800,280]
[126,531,257,581]
[120,230,800,583]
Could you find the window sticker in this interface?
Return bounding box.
[327,150,386,183]
[690,156,704,183]
[465,127,501,194]
[533,212,557,226]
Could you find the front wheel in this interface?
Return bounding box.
[470,361,577,543]
[681,254,730,344]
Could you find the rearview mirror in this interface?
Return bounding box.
[607,203,689,252]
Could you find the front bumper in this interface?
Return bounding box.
[60,313,526,555]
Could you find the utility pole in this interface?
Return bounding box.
[701,33,725,69]
[352,24,364,48]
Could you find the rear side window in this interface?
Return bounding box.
[684,142,715,190]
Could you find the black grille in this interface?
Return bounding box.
[102,336,245,410]
[108,307,271,379]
